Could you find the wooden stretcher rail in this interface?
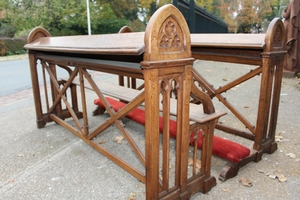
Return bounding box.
[63,77,226,124]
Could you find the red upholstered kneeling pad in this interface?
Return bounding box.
[94,97,250,164]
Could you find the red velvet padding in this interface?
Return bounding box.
[94,97,250,163]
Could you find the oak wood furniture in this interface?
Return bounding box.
[24,5,224,199]
[24,4,287,198]
[115,18,287,181]
[190,18,286,180]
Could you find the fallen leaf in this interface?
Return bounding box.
[239,177,253,187]
[188,158,193,166]
[195,160,201,170]
[127,192,137,200]
[286,153,296,158]
[188,158,201,170]
[266,170,287,182]
[98,140,106,144]
[222,188,229,192]
[275,135,283,142]
[114,136,124,144]
[219,120,226,124]
[130,192,136,197]
[244,106,249,108]
[277,174,287,182]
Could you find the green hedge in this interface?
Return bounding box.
[0,38,26,56]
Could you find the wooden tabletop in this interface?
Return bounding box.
[24,32,146,56]
[191,34,266,49]
[24,32,267,56]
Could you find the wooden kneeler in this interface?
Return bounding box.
[93,5,226,197]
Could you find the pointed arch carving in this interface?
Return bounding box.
[158,18,184,53]
[143,4,191,62]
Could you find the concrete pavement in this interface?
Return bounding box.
[0,59,300,199]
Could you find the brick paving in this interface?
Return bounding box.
[0,88,33,107]
[0,85,49,107]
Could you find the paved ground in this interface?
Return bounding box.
[0,57,300,199]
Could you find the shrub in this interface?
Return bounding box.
[14,29,32,39]
[0,23,16,38]
[0,38,26,56]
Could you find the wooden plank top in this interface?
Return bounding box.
[25,31,269,56]
[24,32,146,56]
[191,33,266,49]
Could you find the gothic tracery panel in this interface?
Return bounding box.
[158,17,185,53]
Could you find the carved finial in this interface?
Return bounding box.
[264,18,286,51]
[118,26,133,33]
[27,26,51,44]
[143,4,191,62]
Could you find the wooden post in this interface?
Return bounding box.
[141,4,194,199]
[26,27,51,128]
[254,18,287,151]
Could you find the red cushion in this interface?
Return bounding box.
[94,97,250,163]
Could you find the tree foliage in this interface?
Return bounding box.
[0,0,292,37]
[195,0,214,12]
[139,0,172,21]
[210,0,289,33]
[0,0,141,37]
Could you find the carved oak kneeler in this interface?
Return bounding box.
[24,4,224,199]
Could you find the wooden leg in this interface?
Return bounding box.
[28,53,46,128]
[201,120,217,193]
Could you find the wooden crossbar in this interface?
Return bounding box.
[62,76,227,124]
